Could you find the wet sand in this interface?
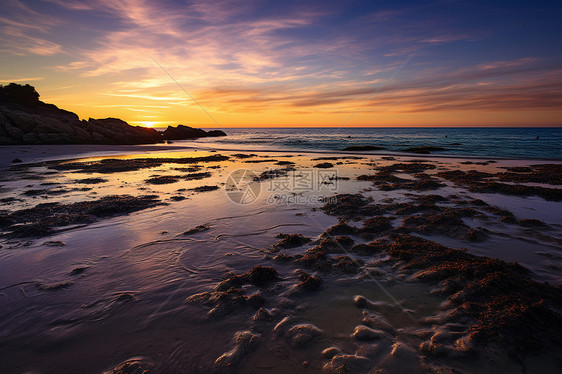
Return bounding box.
[0,147,561,373]
[0,143,200,170]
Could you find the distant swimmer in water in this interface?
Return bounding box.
[445,135,448,138]
[536,136,540,140]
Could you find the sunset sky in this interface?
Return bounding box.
[1,0,561,127]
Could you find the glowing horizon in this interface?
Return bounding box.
[1,0,561,128]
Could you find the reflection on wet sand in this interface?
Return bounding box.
[0,150,561,373]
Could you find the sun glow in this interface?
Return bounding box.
[1,0,560,127]
[134,121,164,128]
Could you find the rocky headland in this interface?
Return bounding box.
[0,83,226,145]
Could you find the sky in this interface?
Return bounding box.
[0,0,561,128]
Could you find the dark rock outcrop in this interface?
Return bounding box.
[86,117,161,145]
[161,124,226,140]
[0,83,226,145]
[206,129,227,137]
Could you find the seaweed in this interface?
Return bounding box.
[0,195,163,238]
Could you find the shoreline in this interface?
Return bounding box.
[0,143,193,170]
[2,143,561,173]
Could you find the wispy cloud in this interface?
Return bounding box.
[1,0,560,125]
[185,57,562,115]
[0,76,44,83]
[0,0,63,55]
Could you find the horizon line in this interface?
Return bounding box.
[138,124,562,129]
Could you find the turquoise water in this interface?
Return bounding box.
[182,127,561,159]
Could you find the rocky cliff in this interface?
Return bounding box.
[0,83,226,145]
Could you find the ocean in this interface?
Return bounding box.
[159,127,562,160]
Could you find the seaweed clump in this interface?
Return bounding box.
[387,234,562,355]
[437,169,562,201]
[358,163,444,191]
[316,193,562,357]
[497,164,562,185]
[400,211,487,242]
[190,185,219,192]
[314,162,334,169]
[48,154,229,173]
[187,266,279,318]
[273,233,312,250]
[0,195,163,238]
[145,175,181,184]
[321,193,371,220]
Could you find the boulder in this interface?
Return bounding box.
[87,118,162,145]
[161,124,225,140]
[161,124,206,139]
[206,129,227,137]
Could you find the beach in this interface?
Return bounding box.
[3,0,561,371]
[0,145,561,373]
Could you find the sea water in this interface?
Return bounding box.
[174,127,562,159]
